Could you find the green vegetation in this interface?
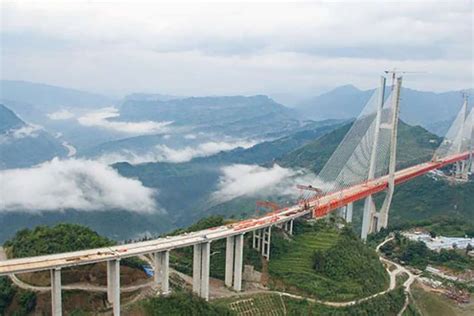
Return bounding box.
[141,292,234,316]
[381,233,474,271]
[214,293,286,315]
[311,227,389,296]
[4,223,145,269]
[16,291,37,315]
[4,224,113,258]
[0,277,36,315]
[388,177,474,227]
[279,120,440,174]
[268,221,389,301]
[215,288,408,316]
[284,287,407,315]
[0,277,15,314]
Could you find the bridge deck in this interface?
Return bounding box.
[0,151,470,276]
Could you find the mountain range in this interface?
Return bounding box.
[296,84,472,133]
[0,104,67,169]
[0,80,114,113]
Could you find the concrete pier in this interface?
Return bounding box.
[154,251,170,294]
[252,229,262,250]
[338,203,353,223]
[284,220,294,235]
[233,234,244,291]
[51,268,62,316]
[107,259,120,315]
[346,203,353,222]
[261,227,271,260]
[225,234,244,291]
[193,242,211,300]
[225,236,234,287]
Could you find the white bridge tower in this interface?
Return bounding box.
[361,76,402,240]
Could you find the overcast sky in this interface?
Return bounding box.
[1,0,472,100]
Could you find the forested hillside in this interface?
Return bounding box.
[278,120,441,173]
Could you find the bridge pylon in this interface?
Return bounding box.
[453,98,472,181]
[361,76,402,240]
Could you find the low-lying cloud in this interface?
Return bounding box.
[78,107,172,134]
[47,109,75,120]
[98,140,258,164]
[0,158,159,213]
[0,124,43,144]
[211,164,328,204]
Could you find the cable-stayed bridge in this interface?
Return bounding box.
[0,76,472,316]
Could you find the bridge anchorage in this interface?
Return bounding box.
[0,76,473,315]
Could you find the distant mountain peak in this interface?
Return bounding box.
[330,84,361,93]
[0,103,25,133]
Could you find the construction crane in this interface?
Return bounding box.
[296,184,323,210]
[255,200,280,216]
[384,68,426,89]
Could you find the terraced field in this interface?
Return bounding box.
[270,230,338,276]
[268,229,345,300]
[215,293,286,316]
[268,226,388,301]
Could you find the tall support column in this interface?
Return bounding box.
[361,197,376,240]
[283,220,294,235]
[253,229,262,250]
[377,76,402,232]
[107,260,113,303]
[162,251,170,294]
[252,230,257,249]
[362,76,386,240]
[225,236,235,287]
[192,244,202,295]
[233,234,244,292]
[51,268,62,316]
[154,251,169,294]
[345,203,353,223]
[261,226,272,260]
[107,259,120,315]
[337,203,353,223]
[193,242,211,300]
[200,242,210,301]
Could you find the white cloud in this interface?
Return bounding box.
[10,124,42,139]
[98,139,258,164]
[0,124,43,144]
[210,163,329,203]
[184,134,197,140]
[47,109,75,120]
[0,158,159,213]
[77,107,172,134]
[156,140,258,163]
